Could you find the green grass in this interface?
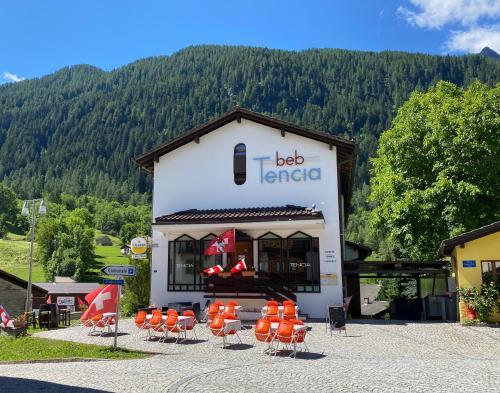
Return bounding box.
[0,236,45,282]
[1,231,130,283]
[0,336,148,362]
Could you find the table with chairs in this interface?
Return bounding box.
[134,308,197,343]
[256,300,309,358]
[129,299,311,358]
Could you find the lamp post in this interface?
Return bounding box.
[21,198,47,312]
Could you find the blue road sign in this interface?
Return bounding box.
[103,279,125,285]
[462,260,476,268]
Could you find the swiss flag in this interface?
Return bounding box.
[231,258,247,274]
[0,304,12,328]
[204,229,236,255]
[81,285,119,320]
[203,265,223,277]
[85,286,104,304]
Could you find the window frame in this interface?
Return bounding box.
[233,143,246,185]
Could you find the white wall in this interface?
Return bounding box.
[150,119,344,318]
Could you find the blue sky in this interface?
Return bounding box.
[1,0,499,83]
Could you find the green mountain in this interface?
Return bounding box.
[1,45,499,202]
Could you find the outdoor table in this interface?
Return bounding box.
[58,308,71,327]
[176,315,194,343]
[219,305,242,317]
[270,322,306,333]
[39,311,51,329]
[262,305,299,317]
[146,314,167,320]
[101,312,117,334]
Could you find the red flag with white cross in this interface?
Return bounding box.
[203,265,224,277]
[204,229,236,255]
[81,285,119,320]
[230,258,247,274]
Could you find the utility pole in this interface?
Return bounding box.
[22,199,47,312]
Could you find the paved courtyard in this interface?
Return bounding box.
[0,320,499,392]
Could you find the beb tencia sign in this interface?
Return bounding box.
[253,150,321,184]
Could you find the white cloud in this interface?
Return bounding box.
[398,0,500,29]
[2,72,25,83]
[445,25,500,53]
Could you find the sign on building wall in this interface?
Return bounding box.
[462,260,476,268]
[323,249,337,264]
[321,273,338,286]
[56,296,75,306]
[253,150,321,184]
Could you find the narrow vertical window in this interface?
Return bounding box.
[234,143,246,185]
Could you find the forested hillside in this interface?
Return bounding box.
[0,45,499,204]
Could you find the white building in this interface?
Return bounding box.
[136,108,356,318]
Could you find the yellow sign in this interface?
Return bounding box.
[130,237,147,255]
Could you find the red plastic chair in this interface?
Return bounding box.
[206,303,221,325]
[147,312,164,341]
[254,318,275,353]
[134,311,148,335]
[264,303,279,320]
[181,310,198,340]
[162,313,181,342]
[210,315,241,347]
[283,303,297,320]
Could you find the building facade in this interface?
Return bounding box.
[136,108,356,318]
[0,269,47,316]
[439,221,500,323]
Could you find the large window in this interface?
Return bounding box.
[258,231,320,293]
[258,232,284,274]
[234,143,246,185]
[482,260,500,288]
[168,234,221,291]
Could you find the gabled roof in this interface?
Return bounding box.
[135,107,357,201]
[154,205,324,225]
[438,221,500,256]
[0,269,48,295]
[345,241,372,260]
[34,282,101,295]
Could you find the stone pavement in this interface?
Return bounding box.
[0,320,499,392]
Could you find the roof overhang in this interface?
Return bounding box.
[438,221,500,256]
[135,107,357,203]
[153,219,325,235]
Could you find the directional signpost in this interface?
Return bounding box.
[101,265,137,350]
[100,265,136,276]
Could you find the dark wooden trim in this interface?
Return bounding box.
[136,108,355,169]
[154,215,324,225]
[280,128,285,137]
[439,221,500,256]
[258,231,282,240]
[0,269,48,295]
[173,234,196,241]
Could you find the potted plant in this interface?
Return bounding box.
[218,266,232,278]
[241,265,256,277]
[458,286,478,320]
[474,282,499,322]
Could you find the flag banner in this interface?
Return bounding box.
[84,286,104,305]
[230,258,247,274]
[77,296,86,307]
[204,229,236,255]
[203,265,223,277]
[81,285,119,320]
[0,304,12,328]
